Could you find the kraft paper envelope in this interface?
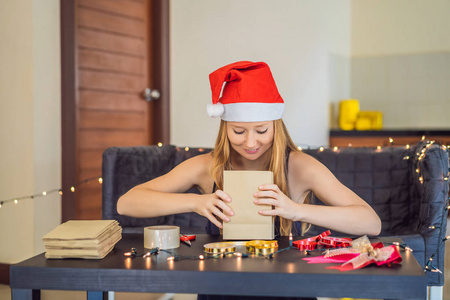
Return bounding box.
[223,170,274,240]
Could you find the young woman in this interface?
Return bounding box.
[117,61,381,238]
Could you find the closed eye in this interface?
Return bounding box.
[257,128,268,134]
[233,130,245,135]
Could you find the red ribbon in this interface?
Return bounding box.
[303,243,402,272]
[327,245,402,271]
[318,236,352,248]
[292,230,331,251]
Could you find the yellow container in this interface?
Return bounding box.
[355,116,372,130]
[356,111,383,130]
[339,99,360,130]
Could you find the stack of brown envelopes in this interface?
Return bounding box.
[43,220,122,259]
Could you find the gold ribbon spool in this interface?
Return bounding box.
[246,240,278,255]
[204,242,245,254]
[204,240,278,255]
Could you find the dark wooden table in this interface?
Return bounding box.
[10,234,426,300]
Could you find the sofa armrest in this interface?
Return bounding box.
[412,141,449,285]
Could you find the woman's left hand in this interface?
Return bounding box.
[253,184,300,221]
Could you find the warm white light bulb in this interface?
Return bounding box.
[431,268,442,274]
[158,142,163,147]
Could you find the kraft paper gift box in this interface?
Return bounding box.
[42,220,122,259]
[223,170,274,240]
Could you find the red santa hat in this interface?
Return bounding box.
[207,61,284,122]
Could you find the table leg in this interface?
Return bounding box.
[87,291,109,300]
[11,289,40,300]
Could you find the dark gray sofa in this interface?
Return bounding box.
[102,140,449,288]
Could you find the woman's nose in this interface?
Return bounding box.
[245,133,257,148]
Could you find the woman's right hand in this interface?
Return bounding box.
[193,190,234,229]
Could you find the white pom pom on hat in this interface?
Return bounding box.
[206,102,224,118]
[207,61,284,122]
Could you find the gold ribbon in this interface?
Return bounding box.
[246,240,278,255]
[204,240,278,255]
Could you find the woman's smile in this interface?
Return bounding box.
[244,147,260,154]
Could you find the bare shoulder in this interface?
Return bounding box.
[143,152,214,193]
[178,152,214,193]
[174,152,213,176]
[288,151,330,184]
[289,151,321,171]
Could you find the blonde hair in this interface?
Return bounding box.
[210,119,312,236]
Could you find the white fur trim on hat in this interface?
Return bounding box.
[222,103,284,122]
[207,102,225,118]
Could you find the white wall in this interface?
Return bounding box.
[0,0,61,264]
[32,0,62,256]
[351,0,450,56]
[170,0,351,148]
[350,0,450,128]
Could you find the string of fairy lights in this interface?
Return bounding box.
[1,138,450,275]
[0,176,104,208]
[1,137,448,209]
[416,140,450,275]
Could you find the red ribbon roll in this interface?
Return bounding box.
[318,237,352,248]
[292,230,331,251]
[293,238,318,251]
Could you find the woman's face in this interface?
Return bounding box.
[226,121,274,161]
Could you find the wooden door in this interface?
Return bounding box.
[61,0,170,221]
